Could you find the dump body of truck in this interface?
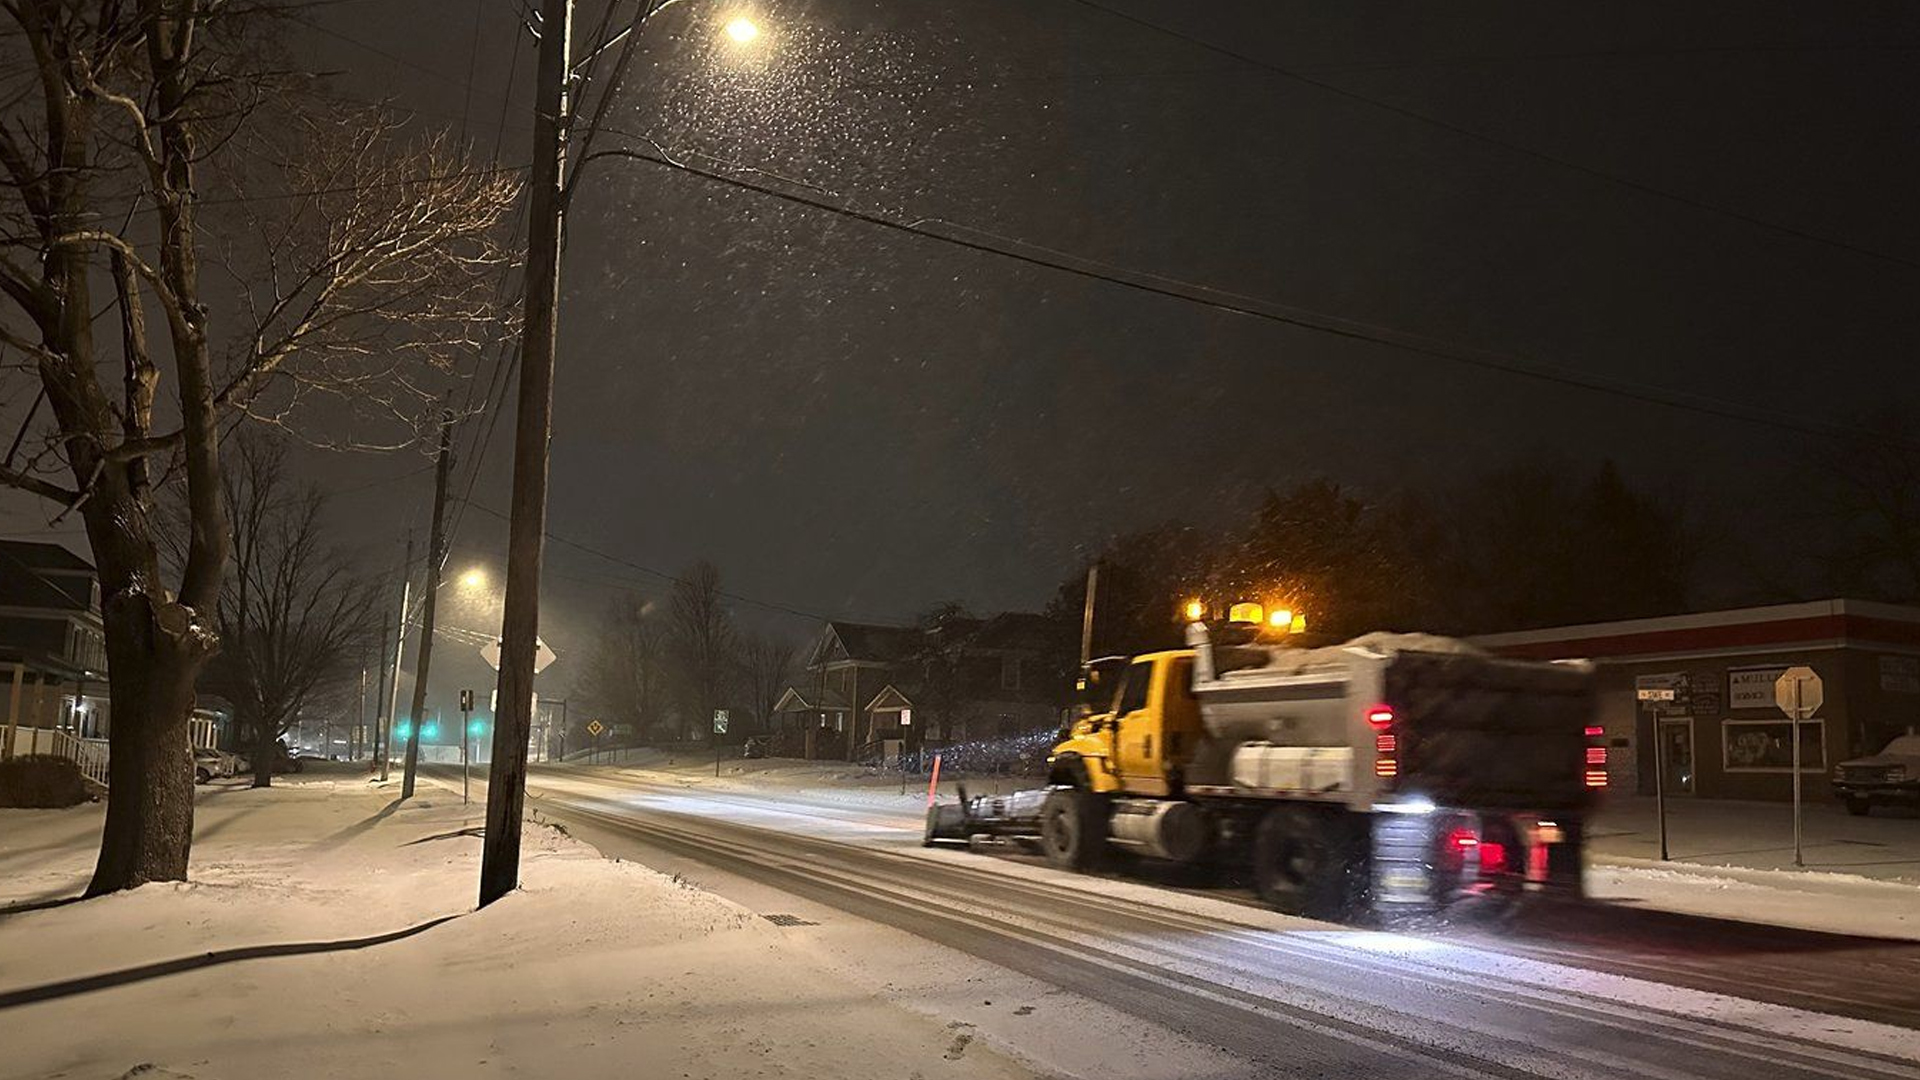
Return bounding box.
[926,622,1601,918]
[1185,629,1596,812]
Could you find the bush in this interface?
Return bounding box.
[0,754,89,808]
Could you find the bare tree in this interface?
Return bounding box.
[1804,412,1920,603]
[196,434,378,787]
[578,593,667,740]
[737,632,796,735]
[666,561,738,742]
[0,4,518,893]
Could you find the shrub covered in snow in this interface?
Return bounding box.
[0,754,88,808]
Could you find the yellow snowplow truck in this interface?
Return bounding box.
[925,619,1603,919]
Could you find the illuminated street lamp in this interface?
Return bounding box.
[723,15,759,44]
[459,567,488,590]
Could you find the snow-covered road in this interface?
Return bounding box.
[455,763,1920,1080]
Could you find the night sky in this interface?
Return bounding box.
[6,0,1919,708]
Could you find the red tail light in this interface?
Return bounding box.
[1368,705,1397,781]
[1583,723,1609,788]
[1478,841,1508,875]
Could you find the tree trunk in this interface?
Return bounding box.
[252,716,275,789]
[87,588,210,896]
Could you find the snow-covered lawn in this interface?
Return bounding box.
[0,772,1034,1080]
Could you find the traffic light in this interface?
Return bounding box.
[467,717,487,738]
[421,721,440,741]
[394,720,413,740]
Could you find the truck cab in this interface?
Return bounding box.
[1051,651,1204,797]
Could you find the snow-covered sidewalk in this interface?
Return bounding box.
[0,772,1034,1080]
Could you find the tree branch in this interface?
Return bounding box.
[0,462,80,504]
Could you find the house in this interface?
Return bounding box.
[0,541,108,758]
[770,614,1073,763]
[1472,599,1920,802]
[0,540,232,788]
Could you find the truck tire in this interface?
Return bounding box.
[1039,788,1107,872]
[1844,796,1873,817]
[1252,806,1349,919]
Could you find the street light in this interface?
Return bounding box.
[723,15,759,44]
[459,568,487,590]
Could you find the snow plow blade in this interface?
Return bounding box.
[922,786,1051,847]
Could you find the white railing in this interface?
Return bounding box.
[48,730,110,789]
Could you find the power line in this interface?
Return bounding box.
[1062,0,1920,274]
[594,142,1920,455]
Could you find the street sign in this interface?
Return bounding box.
[1635,688,1676,702]
[1774,667,1823,720]
[481,636,557,675]
[585,719,605,738]
[712,709,729,735]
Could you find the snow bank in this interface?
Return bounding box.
[0,777,1034,1080]
[1588,856,1920,941]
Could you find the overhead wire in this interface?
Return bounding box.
[589,142,1920,455]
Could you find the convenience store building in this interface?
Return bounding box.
[1473,600,1920,801]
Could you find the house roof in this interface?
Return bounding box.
[865,684,914,713]
[0,541,95,611]
[824,621,922,663]
[771,685,851,713]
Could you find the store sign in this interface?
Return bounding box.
[1690,668,1724,717]
[1634,673,1689,715]
[1729,667,1787,710]
[1880,655,1920,695]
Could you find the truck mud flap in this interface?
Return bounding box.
[1369,811,1438,912]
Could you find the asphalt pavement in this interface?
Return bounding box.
[422,763,1920,1080]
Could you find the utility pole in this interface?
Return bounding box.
[402,413,456,800]
[1079,562,1099,666]
[355,662,368,760]
[370,624,389,767]
[481,0,572,909]
[380,534,413,784]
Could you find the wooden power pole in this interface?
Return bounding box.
[402,414,456,800]
[481,0,572,908]
[379,534,412,784]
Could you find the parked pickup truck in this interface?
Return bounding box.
[1833,734,1920,816]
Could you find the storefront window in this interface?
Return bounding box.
[1722,718,1824,772]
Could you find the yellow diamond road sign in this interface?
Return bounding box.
[586,720,605,738]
